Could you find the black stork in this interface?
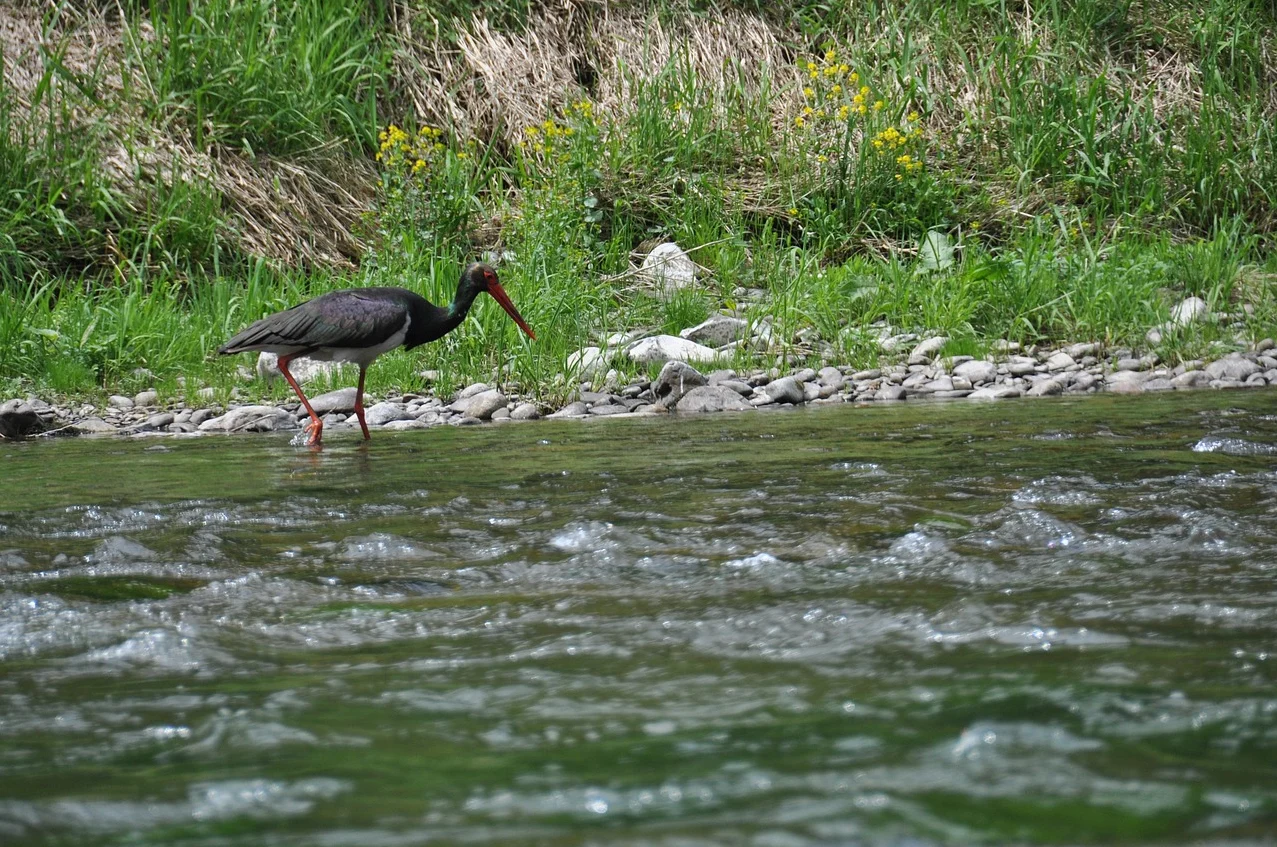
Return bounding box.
[218,262,535,446]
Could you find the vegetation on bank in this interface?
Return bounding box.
[1,0,1275,406]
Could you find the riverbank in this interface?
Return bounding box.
[3,2,1276,408]
[3,322,1274,442]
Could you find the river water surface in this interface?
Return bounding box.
[1,392,1276,846]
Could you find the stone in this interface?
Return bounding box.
[364,402,415,427]
[968,386,1022,399]
[1045,352,1076,371]
[133,389,159,407]
[108,395,135,410]
[510,403,541,421]
[1070,372,1099,392]
[309,387,359,414]
[817,367,845,389]
[0,400,46,439]
[716,380,753,396]
[548,401,589,418]
[167,422,197,434]
[1066,342,1100,359]
[189,408,216,426]
[625,335,723,365]
[1115,357,1144,371]
[1143,378,1176,391]
[589,404,629,416]
[449,390,507,421]
[802,382,822,402]
[1255,338,1275,352]
[763,376,805,405]
[490,407,511,421]
[792,368,819,383]
[676,385,752,413]
[679,315,747,347]
[1171,296,1209,326]
[1027,379,1064,397]
[255,352,350,385]
[1206,355,1260,381]
[381,419,428,431]
[201,405,296,433]
[954,360,997,384]
[908,336,949,363]
[641,242,697,299]
[146,413,175,429]
[71,417,116,434]
[652,361,707,408]
[875,386,907,401]
[1005,357,1038,376]
[457,382,493,399]
[1108,380,1145,395]
[1172,370,1210,389]
[852,369,882,381]
[923,376,955,392]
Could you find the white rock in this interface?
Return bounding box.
[910,336,949,360]
[968,386,1022,399]
[641,242,697,299]
[1172,296,1209,327]
[625,335,722,365]
[256,352,351,385]
[953,360,997,384]
[676,386,752,412]
[1045,352,1076,371]
[309,387,359,414]
[566,346,606,378]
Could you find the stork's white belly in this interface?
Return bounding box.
[309,319,410,368]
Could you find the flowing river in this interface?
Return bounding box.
[1,392,1275,845]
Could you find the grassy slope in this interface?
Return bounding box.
[1,0,1275,407]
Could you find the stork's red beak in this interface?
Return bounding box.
[487,282,536,341]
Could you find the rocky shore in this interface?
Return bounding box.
[3,324,1275,441]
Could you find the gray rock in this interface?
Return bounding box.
[793,368,819,383]
[202,405,296,433]
[310,387,359,415]
[1108,380,1145,395]
[852,369,882,381]
[1066,342,1100,358]
[189,408,216,426]
[1143,378,1176,391]
[510,403,541,421]
[717,379,754,396]
[381,419,428,431]
[589,403,629,416]
[0,400,46,439]
[548,401,589,418]
[1171,370,1209,389]
[1206,355,1260,381]
[763,376,805,405]
[909,336,949,362]
[953,360,997,384]
[108,395,135,410]
[923,376,955,392]
[875,386,907,401]
[1005,357,1038,376]
[146,413,175,429]
[802,382,822,402]
[490,407,511,421]
[1045,352,1076,371]
[450,389,507,421]
[566,346,604,379]
[457,382,493,400]
[1256,338,1275,352]
[364,402,415,426]
[676,385,752,412]
[1115,357,1145,371]
[1027,379,1064,397]
[652,361,707,408]
[679,315,747,347]
[167,422,197,434]
[626,335,723,365]
[71,417,116,434]
[133,389,159,407]
[969,386,1022,399]
[817,366,845,389]
[1070,372,1099,392]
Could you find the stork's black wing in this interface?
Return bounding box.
[218,289,414,354]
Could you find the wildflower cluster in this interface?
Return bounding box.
[871,113,925,179]
[519,100,594,165]
[795,47,877,131]
[377,124,447,176]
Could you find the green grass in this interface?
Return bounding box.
[1,0,1275,404]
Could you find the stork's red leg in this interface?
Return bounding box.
[354,367,371,440]
[277,354,323,446]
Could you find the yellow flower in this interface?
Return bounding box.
[831,84,842,95]
[908,111,920,122]
[895,173,903,180]
[817,154,828,163]
[815,109,826,119]
[794,116,806,128]
[809,69,819,79]
[803,87,815,98]
[803,106,814,116]
[872,139,884,149]
[824,48,836,62]
[837,105,850,120]
[873,100,884,111]
[839,64,850,74]
[787,207,798,216]
[970,221,981,231]
[850,72,859,83]
[525,126,540,137]
[806,61,817,71]
[672,100,683,112]
[860,86,870,96]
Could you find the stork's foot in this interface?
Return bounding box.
[304,418,324,447]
